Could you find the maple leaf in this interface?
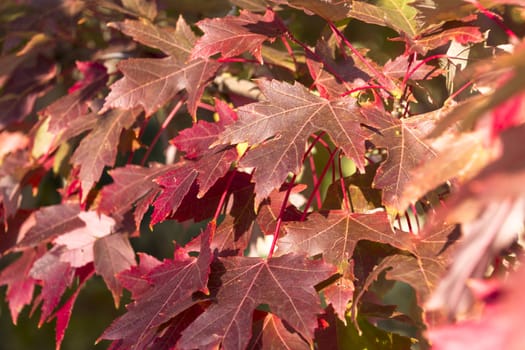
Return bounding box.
[278,210,407,317]
[30,251,75,325]
[121,0,157,20]
[398,130,491,213]
[381,224,459,304]
[117,252,161,300]
[150,164,198,226]
[0,247,44,324]
[217,79,365,203]
[256,184,303,237]
[70,108,140,199]
[102,18,221,116]
[191,9,284,64]
[248,313,310,349]
[306,40,370,99]
[414,0,478,26]
[98,163,178,225]
[47,211,116,268]
[178,253,335,349]
[0,56,56,129]
[172,99,239,197]
[100,228,212,349]
[43,60,108,133]
[94,233,136,307]
[363,106,437,213]
[409,26,484,55]
[383,55,438,80]
[16,203,84,249]
[274,0,353,21]
[348,0,423,38]
[52,265,94,350]
[279,210,408,268]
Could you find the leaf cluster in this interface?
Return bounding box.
[1,0,525,349]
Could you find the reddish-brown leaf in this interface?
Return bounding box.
[382,224,459,304]
[411,26,484,55]
[30,251,75,325]
[306,41,370,99]
[93,233,136,307]
[178,253,335,349]
[70,108,140,199]
[150,164,198,226]
[279,210,408,267]
[364,107,437,212]
[98,164,178,223]
[248,314,310,350]
[16,203,84,249]
[102,18,221,116]
[100,228,212,349]
[43,61,108,133]
[192,10,284,63]
[217,80,365,203]
[0,247,44,323]
[117,252,161,300]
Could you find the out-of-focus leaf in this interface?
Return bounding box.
[121,0,157,20]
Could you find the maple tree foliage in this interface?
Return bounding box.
[1,0,525,349]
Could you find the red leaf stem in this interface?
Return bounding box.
[300,148,338,221]
[212,170,237,223]
[267,174,297,259]
[327,21,394,92]
[140,98,184,165]
[468,0,518,42]
[338,153,351,212]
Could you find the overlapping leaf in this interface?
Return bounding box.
[102,18,221,116]
[171,99,239,197]
[100,229,212,349]
[382,224,459,303]
[348,0,423,38]
[16,203,84,249]
[178,253,335,349]
[150,165,198,226]
[363,107,437,212]
[43,61,108,133]
[217,79,365,202]
[249,313,310,349]
[279,210,408,267]
[192,10,284,64]
[0,247,44,323]
[70,108,140,199]
[98,163,178,224]
[94,233,136,307]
